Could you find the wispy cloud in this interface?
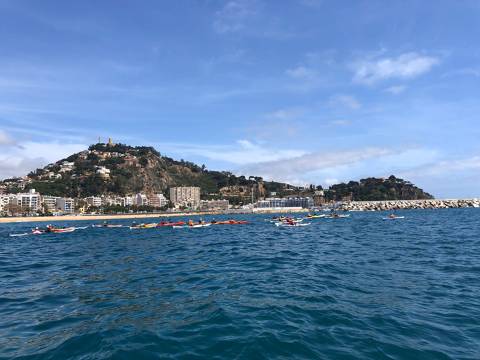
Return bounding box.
[264,107,305,120]
[159,139,307,166]
[0,132,87,179]
[384,85,407,95]
[442,67,480,78]
[352,52,439,85]
[400,155,480,178]
[213,0,257,34]
[329,94,361,110]
[0,130,16,146]
[285,65,322,91]
[238,147,393,184]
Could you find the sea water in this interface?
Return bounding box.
[1,209,479,359]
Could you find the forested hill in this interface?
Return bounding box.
[3,143,291,200]
[325,176,434,201]
[0,143,434,202]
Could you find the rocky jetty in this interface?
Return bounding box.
[338,199,480,211]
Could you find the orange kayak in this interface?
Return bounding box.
[212,220,248,225]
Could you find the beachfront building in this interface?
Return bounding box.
[85,196,102,208]
[41,195,60,212]
[254,197,314,209]
[313,190,325,206]
[200,199,230,211]
[57,198,75,214]
[135,193,149,206]
[121,196,135,207]
[169,187,200,209]
[0,194,10,214]
[11,189,41,212]
[148,193,168,208]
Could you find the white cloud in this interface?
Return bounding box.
[400,155,480,178]
[213,0,257,34]
[238,147,393,184]
[285,65,322,91]
[329,94,361,109]
[286,66,318,80]
[159,140,307,166]
[0,130,16,146]
[385,85,407,95]
[0,138,86,179]
[265,107,305,120]
[352,52,439,85]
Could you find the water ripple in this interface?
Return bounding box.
[1,209,480,359]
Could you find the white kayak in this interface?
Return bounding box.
[173,223,212,229]
[275,222,311,227]
[92,224,123,228]
[382,216,405,220]
[9,232,31,237]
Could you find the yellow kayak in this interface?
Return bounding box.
[130,223,157,229]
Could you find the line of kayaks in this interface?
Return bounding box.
[9,213,406,237]
[129,219,249,229]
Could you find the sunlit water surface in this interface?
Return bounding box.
[1,209,479,359]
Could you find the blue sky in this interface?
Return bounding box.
[0,0,479,198]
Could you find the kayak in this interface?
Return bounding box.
[212,220,248,225]
[10,226,84,237]
[50,227,76,233]
[306,214,326,219]
[382,216,405,220]
[267,218,303,223]
[275,222,311,227]
[156,221,185,227]
[92,224,123,228]
[173,223,212,229]
[130,223,157,229]
[325,214,350,219]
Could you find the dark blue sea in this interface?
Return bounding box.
[1,209,479,360]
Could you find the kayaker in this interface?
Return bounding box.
[188,220,194,226]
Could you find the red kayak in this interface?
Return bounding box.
[156,221,185,227]
[212,220,248,225]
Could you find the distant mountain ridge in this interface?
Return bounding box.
[0,142,434,202]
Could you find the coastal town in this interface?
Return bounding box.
[1,183,478,218]
[0,184,319,217]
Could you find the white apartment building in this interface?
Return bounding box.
[135,193,149,206]
[57,198,75,214]
[41,195,60,212]
[85,196,102,207]
[122,196,135,207]
[148,193,168,208]
[0,194,10,213]
[13,189,41,211]
[169,187,200,209]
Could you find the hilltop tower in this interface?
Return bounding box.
[108,138,114,147]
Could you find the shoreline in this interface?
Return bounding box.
[0,208,308,224]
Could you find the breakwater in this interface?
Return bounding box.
[338,199,480,211]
